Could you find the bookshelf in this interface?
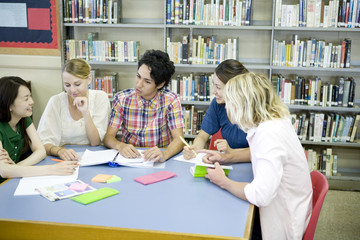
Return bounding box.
[59,0,360,186]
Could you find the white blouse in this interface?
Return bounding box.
[37,90,111,146]
[244,118,313,240]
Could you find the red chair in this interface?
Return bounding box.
[303,171,329,240]
[209,129,223,150]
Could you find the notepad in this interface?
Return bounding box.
[190,163,233,177]
[71,187,119,205]
[134,171,177,185]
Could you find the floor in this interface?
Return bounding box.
[314,190,360,240]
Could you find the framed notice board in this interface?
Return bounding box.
[0,0,60,55]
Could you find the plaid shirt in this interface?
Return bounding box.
[109,88,184,148]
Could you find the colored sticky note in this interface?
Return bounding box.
[190,165,231,177]
[134,171,176,185]
[92,174,113,183]
[71,188,119,205]
[68,183,89,192]
[106,175,122,183]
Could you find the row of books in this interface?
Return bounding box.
[273,37,351,68]
[272,75,356,107]
[306,148,338,176]
[167,36,239,64]
[63,0,121,24]
[291,113,360,143]
[275,0,360,28]
[169,73,215,101]
[166,0,252,26]
[182,106,206,135]
[89,71,119,99]
[65,39,140,63]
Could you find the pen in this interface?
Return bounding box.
[51,158,80,166]
[109,152,120,167]
[179,136,197,156]
[112,152,120,163]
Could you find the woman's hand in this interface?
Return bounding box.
[51,161,79,175]
[73,97,88,114]
[182,146,197,160]
[58,148,81,161]
[205,162,229,189]
[0,149,15,165]
[214,139,232,153]
[197,149,226,164]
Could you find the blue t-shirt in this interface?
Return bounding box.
[201,99,248,149]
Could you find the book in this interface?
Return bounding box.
[36,180,96,202]
[190,163,233,177]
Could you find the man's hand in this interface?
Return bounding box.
[143,147,165,163]
[182,145,197,160]
[119,143,141,158]
[58,148,81,161]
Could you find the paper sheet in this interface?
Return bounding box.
[173,153,207,164]
[14,167,79,196]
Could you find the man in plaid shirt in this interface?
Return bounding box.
[104,50,184,162]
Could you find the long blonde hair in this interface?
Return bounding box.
[224,72,289,132]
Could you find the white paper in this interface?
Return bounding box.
[14,168,79,196]
[0,3,28,28]
[173,153,207,164]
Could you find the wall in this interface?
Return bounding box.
[0,54,63,127]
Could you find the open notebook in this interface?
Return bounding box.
[79,149,165,168]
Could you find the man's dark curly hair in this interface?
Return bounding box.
[138,49,175,90]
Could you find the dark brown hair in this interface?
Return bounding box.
[215,59,248,84]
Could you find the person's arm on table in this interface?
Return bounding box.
[103,126,140,158]
[198,148,251,164]
[183,130,210,160]
[143,127,184,162]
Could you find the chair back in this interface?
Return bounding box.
[303,171,329,240]
[209,129,223,150]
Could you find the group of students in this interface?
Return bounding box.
[0,49,312,239]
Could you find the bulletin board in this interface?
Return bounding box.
[0,0,61,55]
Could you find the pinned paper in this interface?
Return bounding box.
[106,175,122,183]
[68,183,89,192]
[92,174,113,183]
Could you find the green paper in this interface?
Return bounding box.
[71,187,119,205]
[106,175,122,183]
[191,165,230,178]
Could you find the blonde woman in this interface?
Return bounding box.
[38,58,111,161]
[200,72,312,239]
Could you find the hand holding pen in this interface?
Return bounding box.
[180,136,198,160]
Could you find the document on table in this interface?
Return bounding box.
[14,167,79,196]
[173,152,207,164]
[79,149,165,168]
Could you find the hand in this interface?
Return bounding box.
[58,148,81,161]
[51,161,78,175]
[214,139,232,153]
[205,162,229,189]
[119,143,141,158]
[197,149,225,164]
[182,146,197,160]
[143,147,165,163]
[0,149,15,164]
[73,97,88,114]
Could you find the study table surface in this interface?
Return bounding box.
[0,145,254,240]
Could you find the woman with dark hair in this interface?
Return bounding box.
[0,76,78,183]
[182,59,250,163]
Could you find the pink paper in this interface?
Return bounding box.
[68,183,89,192]
[134,171,177,185]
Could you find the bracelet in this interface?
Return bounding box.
[56,147,63,156]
